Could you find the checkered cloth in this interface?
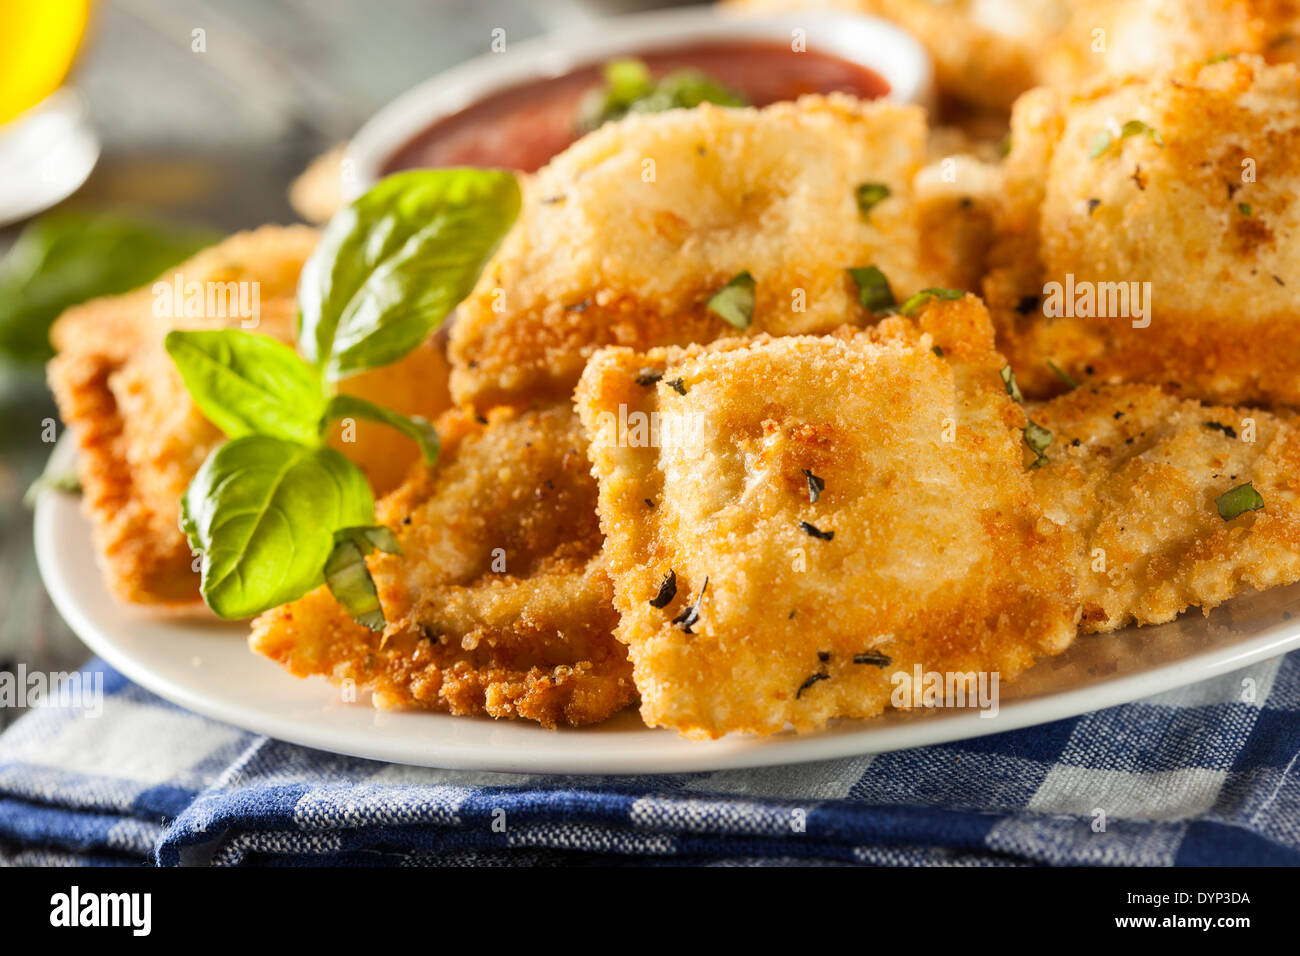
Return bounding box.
[0,654,1296,866]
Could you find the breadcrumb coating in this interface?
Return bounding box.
[986,56,1300,405]
[250,405,634,728]
[449,95,930,408]
[576,295,1078,737]
[1030,383,1300,632]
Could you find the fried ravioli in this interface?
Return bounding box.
[46,226,451,607]
[1041,0,1300,91]
[986,56,1300,405]
[448,94,930,408]
[250,404,635,728]
[1030,384,1300,633]
[728,0,1077,110]
[576,295,1078,738]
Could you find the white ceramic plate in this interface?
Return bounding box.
[34,451,1300,774]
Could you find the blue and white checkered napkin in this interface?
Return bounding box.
[0,654,1296,866]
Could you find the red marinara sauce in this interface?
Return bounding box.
[382,41,890,174]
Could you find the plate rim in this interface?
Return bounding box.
[32,472,1300,774]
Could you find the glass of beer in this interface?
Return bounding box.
[0,0,99,225]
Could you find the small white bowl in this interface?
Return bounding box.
[346,6,934,197]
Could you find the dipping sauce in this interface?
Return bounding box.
[383,41,890,174]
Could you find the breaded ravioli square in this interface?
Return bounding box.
[576,296,1078,738]
[986,56,1300,405]
[47,226,451,607]
[1030,384,1300,633]
[449,94,929,408]
[251,405,635,728]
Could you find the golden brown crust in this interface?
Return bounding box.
[47,226,316,605]
[1041,0,1300,91]
[576,296,1078,738]
[448,95,930,408]
[1030,383,1300,632]
[726,0,1072,110]
[250,404,635,728]
[987,57,1300,405]
[46,226,452,607]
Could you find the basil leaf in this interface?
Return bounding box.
[324,525,401,631]
[1000,364,1025,404]
[181,436,375,619]
[1120,119,1163,145]
[1216,482,1264,521]
[899,287,965,317]
[576,58,746,132]
[848,266,895,313]
[706,271,755,330]
[1024,419,1052,468]
[297,169,521,380]
[0,213,217,364]
[1088,130,1114,159]
[855,182,891,220]
[165,329,326,444]
[321,393,440,465]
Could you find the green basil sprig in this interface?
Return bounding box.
[323,526,402,630]
[321,394,440,465]
[171,169,520,626]
[165,329,326,444]
[297,168,521,379]
[181,437,375,620]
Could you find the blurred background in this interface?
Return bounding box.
[0,0,688,727]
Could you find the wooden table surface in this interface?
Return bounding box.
[0,0,681,727]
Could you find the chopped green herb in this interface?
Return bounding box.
[1093,121,1163,159]
[899,287,964,317]
[1216,482,1264,520]
[932,345,945,357]
[1047,360,1078,389]
[1203,421,1238,440]
[671,575,708,633]
[803,469,825,504]
[1120,119,1163,145]
[798,520,834,541]
[707,270,756,329]
[999,365,1025,404]
[853,651,892,668]
[1238,202,1253,216]
[1024,419,1052,468]
[649,570,677,608]
[1089,130,1114,159]
[855,182,891,220]
[666,377,687,395]
[635,367,664,387]
[848,265,896,314]
[576,58,747,132]
[796,672,829,699]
